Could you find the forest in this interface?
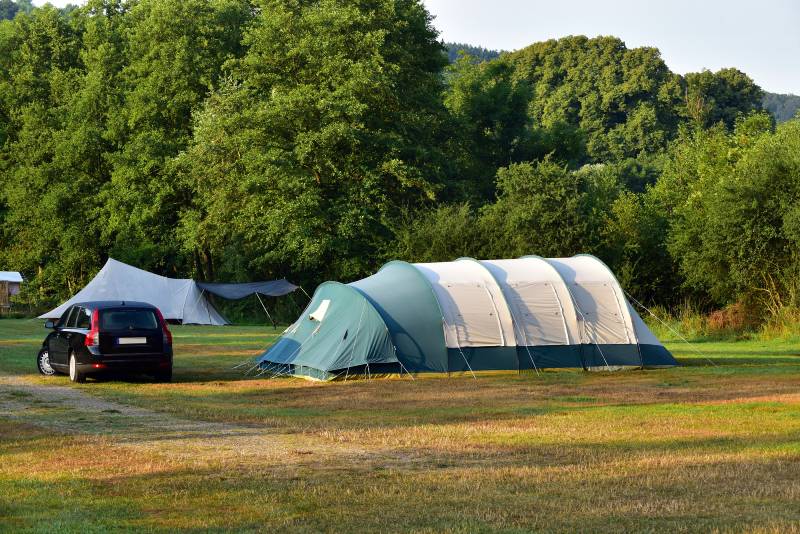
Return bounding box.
[1,0,799,331]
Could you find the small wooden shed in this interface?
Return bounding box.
[0,271,23,312]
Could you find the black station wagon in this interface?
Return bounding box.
[37,301,173,383]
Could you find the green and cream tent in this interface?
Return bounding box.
[257,255,676,380]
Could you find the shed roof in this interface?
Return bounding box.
[0,272,22,283]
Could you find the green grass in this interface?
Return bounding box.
[2,318,800,533]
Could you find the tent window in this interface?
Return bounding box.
[309,299,330,322]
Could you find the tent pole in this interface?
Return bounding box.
[561,284,612,372]
[442,317,476,379]
[255,292,276,329]
[398,360,415,381]
[512,317,540,377]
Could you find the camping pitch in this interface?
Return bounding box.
[257,255,676,380]
[40,258,298,325]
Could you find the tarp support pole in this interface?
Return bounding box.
[255,292,276,329]
[299,286,311,302]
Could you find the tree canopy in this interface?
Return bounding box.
[1,4,797,325]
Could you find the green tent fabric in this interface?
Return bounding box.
[261,282,396,380]
[351,261,448,373]
[257,256,678,380]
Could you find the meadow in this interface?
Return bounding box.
[1,318,800,533]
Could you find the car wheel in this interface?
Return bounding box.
[37,349,55,376]
[154,366,172,383]
[69,353,86,383]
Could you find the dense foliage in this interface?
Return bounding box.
[1,0,798,325]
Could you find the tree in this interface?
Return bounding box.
[444,42,502,63]
[603,188,675,304]
[443,55,532,202]
[177,0,450,284]
[479,159,620,259]
[762,91,800,123]
[654,112,798,309]
[507,36,684,162]
[683,68,764,129]
[101,0,251,275]
[0,6,88,304]
[0,0,19,21]
[387,203,483,263]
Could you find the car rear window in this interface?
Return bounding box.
[100,309,159,331]
[75,307,91,329]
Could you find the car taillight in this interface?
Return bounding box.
[84,309,100,347]
[155,309,172,345]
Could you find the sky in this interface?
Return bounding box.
[423,0,800,94]
[33,0,799,94]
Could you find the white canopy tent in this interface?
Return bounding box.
[39,258,228,325]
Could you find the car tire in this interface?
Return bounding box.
[37,349,56,376]
[154,366,172,383]
[68,353,86,383]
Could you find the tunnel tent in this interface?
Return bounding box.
[257,255,677,380]
[40,258,299,326]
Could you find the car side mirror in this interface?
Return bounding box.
[44,320,55,329]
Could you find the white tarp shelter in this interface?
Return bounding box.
[39,258,227,325]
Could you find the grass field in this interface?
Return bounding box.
[1,318,800,533]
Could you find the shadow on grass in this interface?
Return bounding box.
[4,422,800,533]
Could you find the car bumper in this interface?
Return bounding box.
[77,356,171,374]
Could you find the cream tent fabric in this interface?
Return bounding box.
[39,258,227,325]
[413,255,655,353]
[480,257,579,346]
[414,260,516,348]
[411,255,655,352]
[544,256,636,345]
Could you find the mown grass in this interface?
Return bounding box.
[2,318,800,532]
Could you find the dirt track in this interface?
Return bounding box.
[0,374,382,470]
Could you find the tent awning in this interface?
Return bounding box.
[196,280,298,300]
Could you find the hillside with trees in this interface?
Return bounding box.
[763,92,800,122]
[444,42,502,63]
[0,0,32,20]
[1,1,798,329]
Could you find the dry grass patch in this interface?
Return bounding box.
[3,319,800,531]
